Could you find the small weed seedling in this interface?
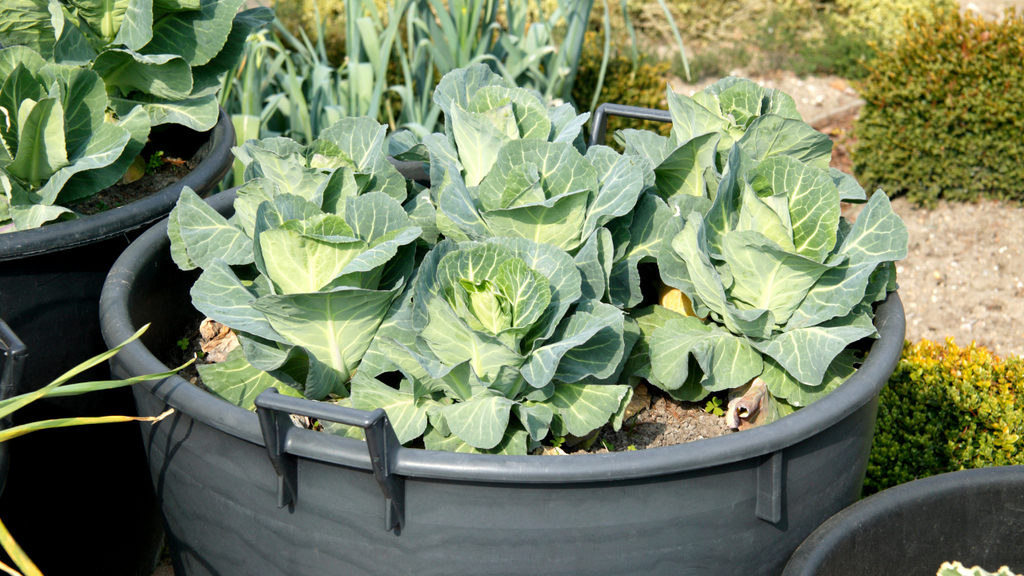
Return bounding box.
[146,151,165,175]
[705,397,725,417]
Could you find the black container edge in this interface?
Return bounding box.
[0,108,235,262]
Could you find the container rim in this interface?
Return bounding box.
[781,465,1024,576]
[100,189,906,484]
[0,108,235,262]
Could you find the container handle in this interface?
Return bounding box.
[0,317,28,498]
[0,318,27,401]
[756,450,784,524]
[588,103,673,149]
[253,388,405,533]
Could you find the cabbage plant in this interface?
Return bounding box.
[0,0,272,131]
[637,143,907,423]
[422,64,647,255]
[168,118,421,405]
[614,78,866,214]
[350,238,633,455]
[0,46,149,231]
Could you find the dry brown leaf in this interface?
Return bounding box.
[726,377,769,431]
[199,318,239,363]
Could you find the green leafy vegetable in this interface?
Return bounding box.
[352,238,633,454]
[425,64,647,256]
[938,563,1020,576]
[0,0,273,131]
[169,117,421,401]
[642,140,905,419]
[0,46,150,231]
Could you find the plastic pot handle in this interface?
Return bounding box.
[0,317,27,401]
[0,317,28,498]
[588,103,672,149]
[254,388,405,533]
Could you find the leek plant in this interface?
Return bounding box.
[216,0,679,140]
[0,325,189,576]
[216,0,688,186]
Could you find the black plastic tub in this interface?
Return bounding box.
[783,466,1024,576]
[100,189,906,576]
[0,109,234,576]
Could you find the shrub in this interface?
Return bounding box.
[853,9,1024,206]
[865,339,1024,495]
[831,0,957,45]
[756,8,875,79]
[273,0,359,64]
[572,31,672,144]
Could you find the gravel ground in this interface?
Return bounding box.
[891,198,1024,358]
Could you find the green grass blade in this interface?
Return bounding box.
[0,325,150,420]
[232,114,260,185]
[41,358,194,399]
[558,0,596,101]
[0,517,41,576]
[589,0,612,113]
[655,0,689,81]
[0,410,175,444]
[283,58,312,142]
[0,354,191,416]
[619,0,639,70]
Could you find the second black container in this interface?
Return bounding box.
[783,466,1024,576]
[0,110,234,576]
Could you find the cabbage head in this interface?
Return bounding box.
[0,46,149,231]
[0,0,272,131]
[168,118,421,406]
[350,238,634,455]
[635,143,907,419]
[422,64,647,254]
[614,77,867,216]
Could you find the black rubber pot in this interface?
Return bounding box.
[0,109,234,575]
[99,190,906,576]
[783,466,1024,576]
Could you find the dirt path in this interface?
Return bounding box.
[962,0,1024,18]
[820,111,1024,359]
[891,199,1024,358]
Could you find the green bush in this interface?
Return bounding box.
[853,9,1024,206]
[572,31,672,144]
[755,8,875,79]
[866,339,1024,495]
[832,0,957,45]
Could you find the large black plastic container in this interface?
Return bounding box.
[783,466,1024,576]
[0,109,234,576]
[99,189,906,576]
